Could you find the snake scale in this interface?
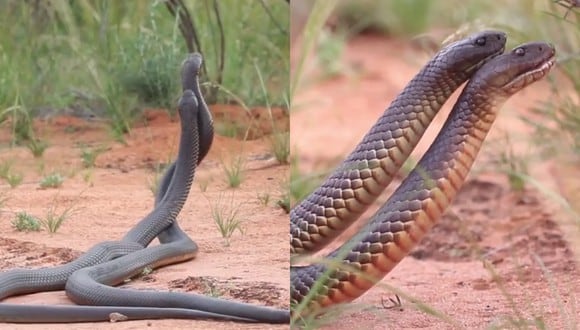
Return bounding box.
[290,33,555,315]
[0,29,556,324]
[291,31,507,254]
[0,54,290,323]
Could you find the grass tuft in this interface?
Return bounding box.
[12,212,41,232]
[290,156,327,208]
[270,131,290,164]
[0,161,23,188]
[208,191,244,246]
[39,173,65,189]
[26,138,49,158]
[41,202,74,234]
[222,155,245,188]
[80,145,106,168]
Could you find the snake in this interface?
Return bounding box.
[290,39,555,316]
[0,54,290,323]
[291,30,507,254]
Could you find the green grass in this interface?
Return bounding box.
[81,168,94,185]
[26,138,49,158]
[222,156,245,188]
[41,201,74,233]
[10,196,76,233]
[0,0,288,140]
[277,192,290,213]
[289,156,327,208]
[289,0,338,212]
[0,161,23,188]
[207,192,244,246]
[80,145,106,168]
[214,119,244,138]
[330,0,577,42]
[290,256,459,329]
[289,5,347,324]
[333,0,433,36]
[39,172,65,189]
[270,130,290,165]
[253,59,290,164]
[12,212,42,232]
[0,97,34,144]
[315,29,347,79]
[290,0,339,101]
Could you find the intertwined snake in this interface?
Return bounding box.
[290,31,555,316]
[0,30,556,324]
[0,54,289,323]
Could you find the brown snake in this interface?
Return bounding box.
[291,31,507,253]
[290,36,556,315]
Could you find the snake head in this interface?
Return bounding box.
[473,41,556,97]
[438,30,507,75]
[181,53,203,91]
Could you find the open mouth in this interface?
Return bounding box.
[504,55,556,91]
[530,55,556,79]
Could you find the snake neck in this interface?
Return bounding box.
[181,54,214,164]
[156,61,213,206]
[291,78,509,309]
[123,93,200,246]
[290,57,473,255]
[192,78,214,164]
[341,57,474,169]
[343,89,501,255]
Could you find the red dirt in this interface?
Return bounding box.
[291,33,579,329]
[0,105,289,329]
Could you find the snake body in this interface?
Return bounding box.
[0,85,198,308]
[0,54,211,303]
[0,54,289,323]
[291,41,555,312]
[291,31,507,254]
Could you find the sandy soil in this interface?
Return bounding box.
[0,105,289,329]
[291,33,580,329]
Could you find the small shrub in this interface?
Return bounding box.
[12,212,41,232]
[39,173,64,189]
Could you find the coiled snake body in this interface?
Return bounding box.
[0,54,290,323]
[291,34,555,315]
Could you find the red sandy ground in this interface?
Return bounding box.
[291,34,579,329]
[0,105,289,330]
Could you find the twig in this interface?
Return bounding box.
[259,0,287,35]
[164,0,208,80]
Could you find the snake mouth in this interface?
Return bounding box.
[467,45,506,73]
[503,55,555,92]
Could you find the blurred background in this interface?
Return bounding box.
[291,0,577,98]
[0,0,289,141]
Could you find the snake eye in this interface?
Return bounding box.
[514,48,526,56]
[474,37,486,46]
